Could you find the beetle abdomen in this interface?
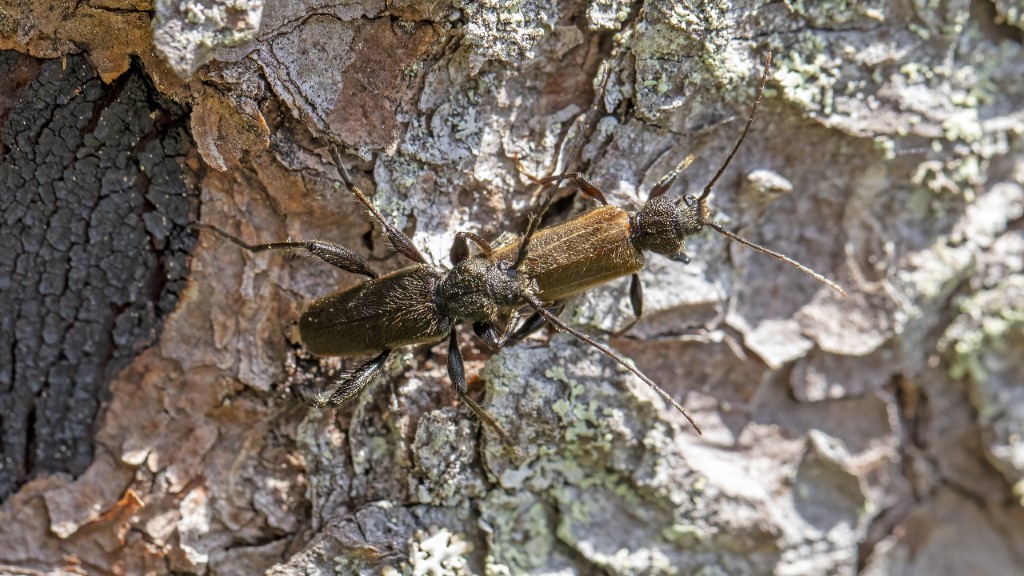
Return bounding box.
[299,264,450,356]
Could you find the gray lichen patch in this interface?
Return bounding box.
[783,0,888,29]
[468,333,891,574]
[473,337,795,574]
[153,0,265,77]
[766,0,1024,202]
[940,261,1024,492]
[411,409,489,507]
[369,54,598,267]
[454,0,558,75]
[631,0,747,127]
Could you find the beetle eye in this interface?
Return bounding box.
[683,195,698,209]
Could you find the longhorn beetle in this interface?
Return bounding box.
[197,135,706,454]
[478,52,844,405]
[199,53,840,446]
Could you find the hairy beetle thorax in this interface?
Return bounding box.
[631,196,704,257]
[440,257,524,323]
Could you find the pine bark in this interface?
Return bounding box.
[1,1,1023,574]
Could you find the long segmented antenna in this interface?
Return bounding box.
[514,65,616,269]
[697,52,772,204]
[707,222,847,295]
[524,294,703,435]
[688,53,846,297]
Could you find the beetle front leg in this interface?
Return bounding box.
[502,300,565,347]
[671,251,691,265]
[473,300,558,349]
[521,171,609,206]
[472,321,505,350]
[447,330,521,458]
[648,154,695,199]
[451,231,495,265]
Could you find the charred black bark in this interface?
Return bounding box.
[0,52,196,500]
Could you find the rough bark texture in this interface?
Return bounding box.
[1,0,1023,575]
[0,49,197,502]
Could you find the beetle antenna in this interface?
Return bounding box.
[705,221,846,296]
[697,52,772,205]
[689,53,845,296]
[524,294,703,434]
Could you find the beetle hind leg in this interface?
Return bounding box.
[294,350,391,408]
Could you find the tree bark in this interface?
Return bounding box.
[1,0,1023,574]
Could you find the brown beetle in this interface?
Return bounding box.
[442,53,844,438]
[199,138,708,453]
[494,52,843,340]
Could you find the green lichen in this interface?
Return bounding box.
[910,0,972,39]
[479,491,556,574]
[404,527,473,576]
[894,23,1019,199]
[773,32,841,116]
[664,523,708,546]
[940,275,1024,383]
[937,270,1024,492]
[992,0,1024,28]
[587,0,632,30]
[455,0,556,74]
[910,156,984,199]
[666,0,731,45]
[873,136,897,160]
[784,0,887,28]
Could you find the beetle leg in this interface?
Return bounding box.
[447,330,521,457]
[521,172,609,206]
[295,350,390,408]
[472,321,504,350]
[612,274,643,337]
[648,154,695,199]
[194,224,379,279]
[502,300,565,346]
[301,241,379,278]
[329,146,428,265]
[451,231,495,264]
